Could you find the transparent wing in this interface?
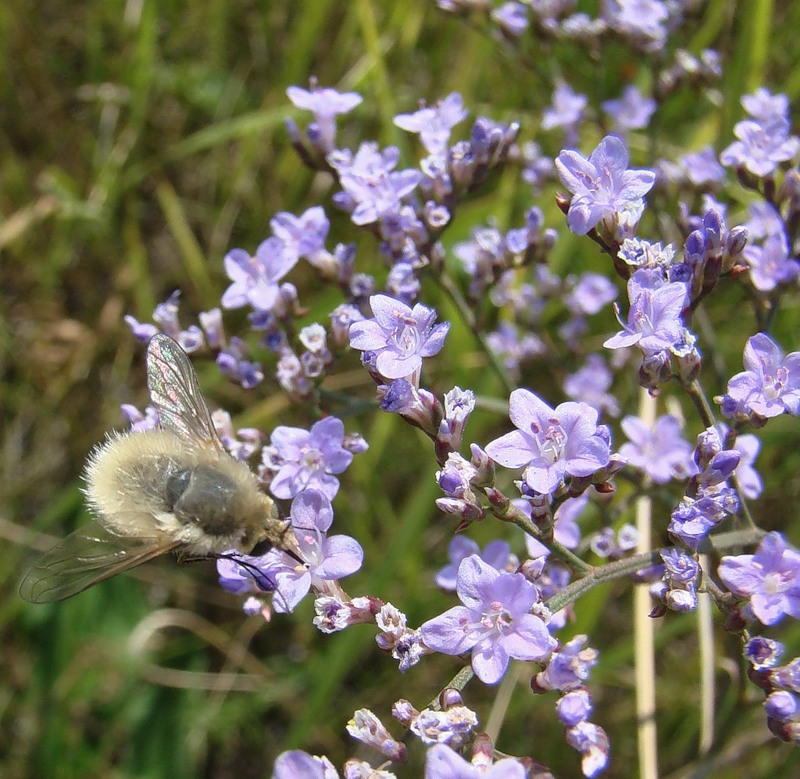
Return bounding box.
[19,522,181,604]
[146,333,222,452]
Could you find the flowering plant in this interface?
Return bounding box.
[52,2,800,777]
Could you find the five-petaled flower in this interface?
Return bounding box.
[349,294,450,382]
[555,134,655,235]
[263,416,355,499]
[485,388,612,495]
[718,532,800,625]
[420,555,557,685]
[720,333,800,419]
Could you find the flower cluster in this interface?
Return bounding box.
[103,7,800,776]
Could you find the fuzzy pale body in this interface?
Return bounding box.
[20,334,297,604]
[85,429,277,556]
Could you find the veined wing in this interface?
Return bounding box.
[146,333,222,452]
[19,522,181,604]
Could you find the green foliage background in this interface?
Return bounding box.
[2,1,800,776]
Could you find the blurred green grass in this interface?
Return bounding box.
[3,1,800,777]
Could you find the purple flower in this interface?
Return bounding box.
[486,389,612,494]
[619,414,696,484]
[555,134,656,235]
[435,537,512,591]
[744,636,784,670]
[491,2,530,37]
[601,85,656,133]
[563,354,620,418]
[394,92,468,156]
[216,337,264,389]
[566,721,610,778]
[721,333,800,419]
[221,237,298,311]
[745,201,784,242]
[601,0,669,50]
[121,403,159,432]
[409,705,478,746]
[565,272,618,316]
[718,532,800,625]
[733,433,762,499]
[742,87,790,123]
[329,142,422,225]
[348,294,450,381]
[720,118,800,177]
[424,744,526,779]
[744,233,799,292]
[346,709,407,762]
[542,83,588,137]
[270,206,330,264]
[604,269,688,356]
[273,750,338,779]
[679,147,727,187]
[523,494,587,558]
[265,416,354,499]
[287,84,362,150]
[420,555,557,684]
[534,635,599,692]
[485,323,545,379]
[269,490,363,613]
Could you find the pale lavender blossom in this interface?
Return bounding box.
[346,709,407,762]
[265,416,354,499]
[486,389,612,495]
[273,750,339,779]
[601,85,656,133]
[604,269,688,356]
[719,532,800,625]
[563,354,620,417]
[329,142,422,225]
[745,201,784,242]
[679,147,727,186]
[565,272,618,316]
[720,333,800,419]
[744,636,784,670]
[287,84,362,150]
[566,721,610,778]
[743,233,800,292]
[534,634,599,692]
[216,337,264,389]
[542,83,588,141]
[555,134,656,235]
[266,490,363,613]
[409,705,478,746]
[221,237,298,311]
[394,92,468,156]
[348,294,450,381]
[491,2,530,36]
[485,322,545,379]
[424,744,526,779]
[742,87,790,123]
[602,0,669,50]
[435,537,513,591]
[523,494,587,558]
[420,555,557,684]
[733,433,762,499]
[121,403,159,432]
[720,118,800,177]
[270,206,330,264]
[619,414,696,484]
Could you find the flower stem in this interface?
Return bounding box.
[546,528,765,614]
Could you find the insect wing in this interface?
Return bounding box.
[19,522,180,604]
[146,333,222,452]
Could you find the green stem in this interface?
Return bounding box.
[546,528,764,614]
[436,270,515,396]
